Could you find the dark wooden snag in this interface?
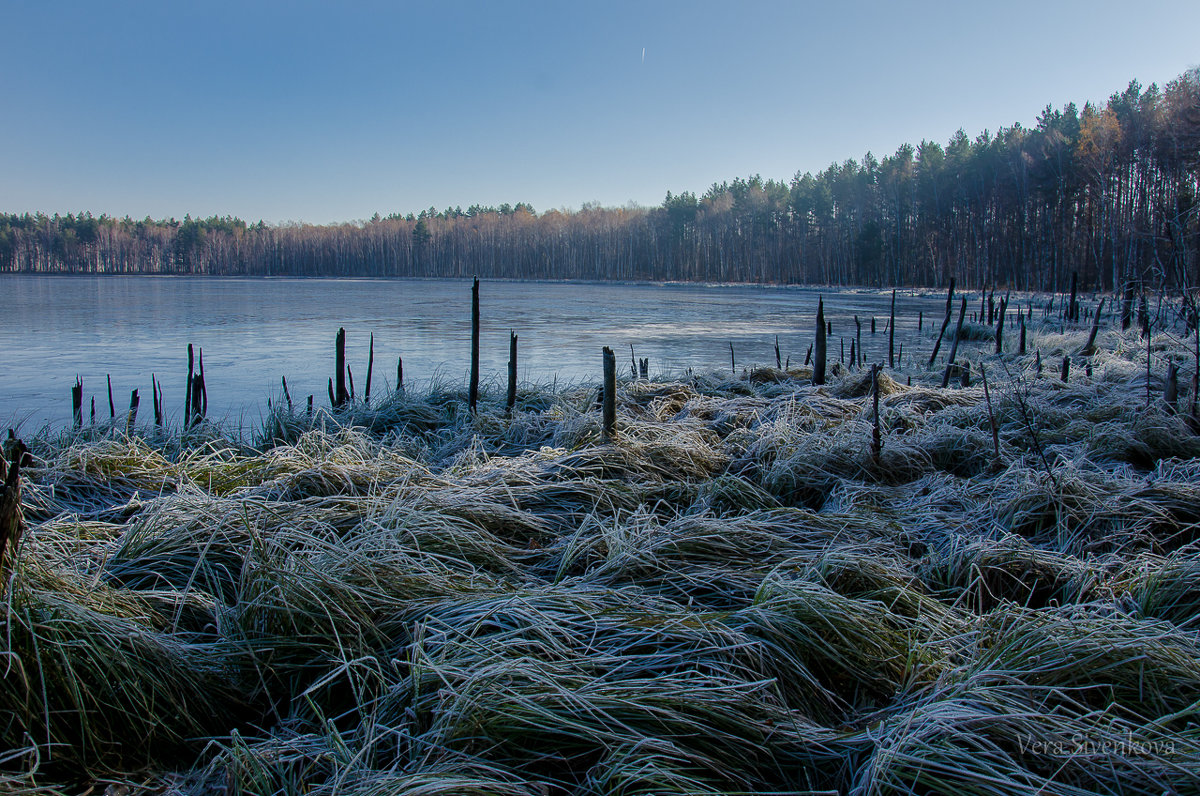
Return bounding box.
[364,333,374,406]
[1165,361,1179,413]
[469,277,480,414]
[994,295,1009,354]
[813,297,827,385]
[127,389,139,435]
[869,364,882,466]
[1018,315,1027,355]
[1,435,31,591]
[775,335,781,370]
[397,357,404,393]
[929,278,956,367]
[334,327,348,408]
[602,346,617,441]
[1079,298,1106,356]
[1062,356,1071,382]
[107,375,115,420]
[888,290,896,368]
[72,377,83,429]
[854,315,862,369]
[507,331,518,415]
[729,341,736,375]
[186,343,194,424]
[940,295,968,388]
[1068,271,1079,322]
[281,376,293,413]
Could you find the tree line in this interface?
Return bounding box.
[2,70,1198,292]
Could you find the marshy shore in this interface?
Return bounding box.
[3,313,1200,794]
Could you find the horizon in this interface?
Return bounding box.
[2,0,1198,226]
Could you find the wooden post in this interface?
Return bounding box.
[152,376,163,427]
[995,295,1008,354]
[888,290,896,369]
[813,297,827,385]
[364,333,374,406]
[940,295,968,388]
[1,436,30,591]
[869,364,882,466]
[929,278,955,367]
[602,346,617,441]
[396,357,404,393]
[126,389,139,435]
[854,315,862,369]
[185,343,194,424]
[347,366,356,403]
[1079,298,1106,356]
[630,344,638,379]
[849,340,856,369]
[199,349,207,419]
[469,277,480,414]
[804,343,812,367]
[1068,271,1079,322]
[639,358,648,379]
[729,341,736,375]
[90,397,95,424]
[1018,315,1027,356]
[775,335,781,370]
[107,374,115,420]
[334,327,348,407]
[72,377,83,429]
[507,330,518,415]
[1165,361,1179,413]
[1062,356,1071,382]
[281,376,293,413]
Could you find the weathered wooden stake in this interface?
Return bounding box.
[814,297,827,385]
[397,357,404,392]
[1,436,31,591]
[334,327,348,407]
[602,346,617,441]
[347,366,356,403]
[507,331,518,414]
[469,277,480,414]
[185,344,194,423]
[364,333,374,405]
[994,295,1008,354]
[1079,298,1106,356]
[775,335,781,370]
[1165,361,1179,413]
[888,290,896,368]
[869,364,882,466]
[281,376,293,413]
[729,341,736,374]
[1018,315,1027,355]
[929,278,956,367]
[940,295,968,388]
[72,377,83,429]
[1061,356,1071,382]
[127,389,139,435]
[107,375,115,420]
[804,343,812,367]
[854,315,862,369]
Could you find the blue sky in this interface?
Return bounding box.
[2,0,1197,224]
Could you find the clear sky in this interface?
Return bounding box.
[2,0,1197,225]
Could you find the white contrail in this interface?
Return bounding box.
[641,47,645,64]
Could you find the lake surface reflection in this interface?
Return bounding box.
[1,276,948,431]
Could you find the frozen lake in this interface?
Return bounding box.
[1,275,951,431]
